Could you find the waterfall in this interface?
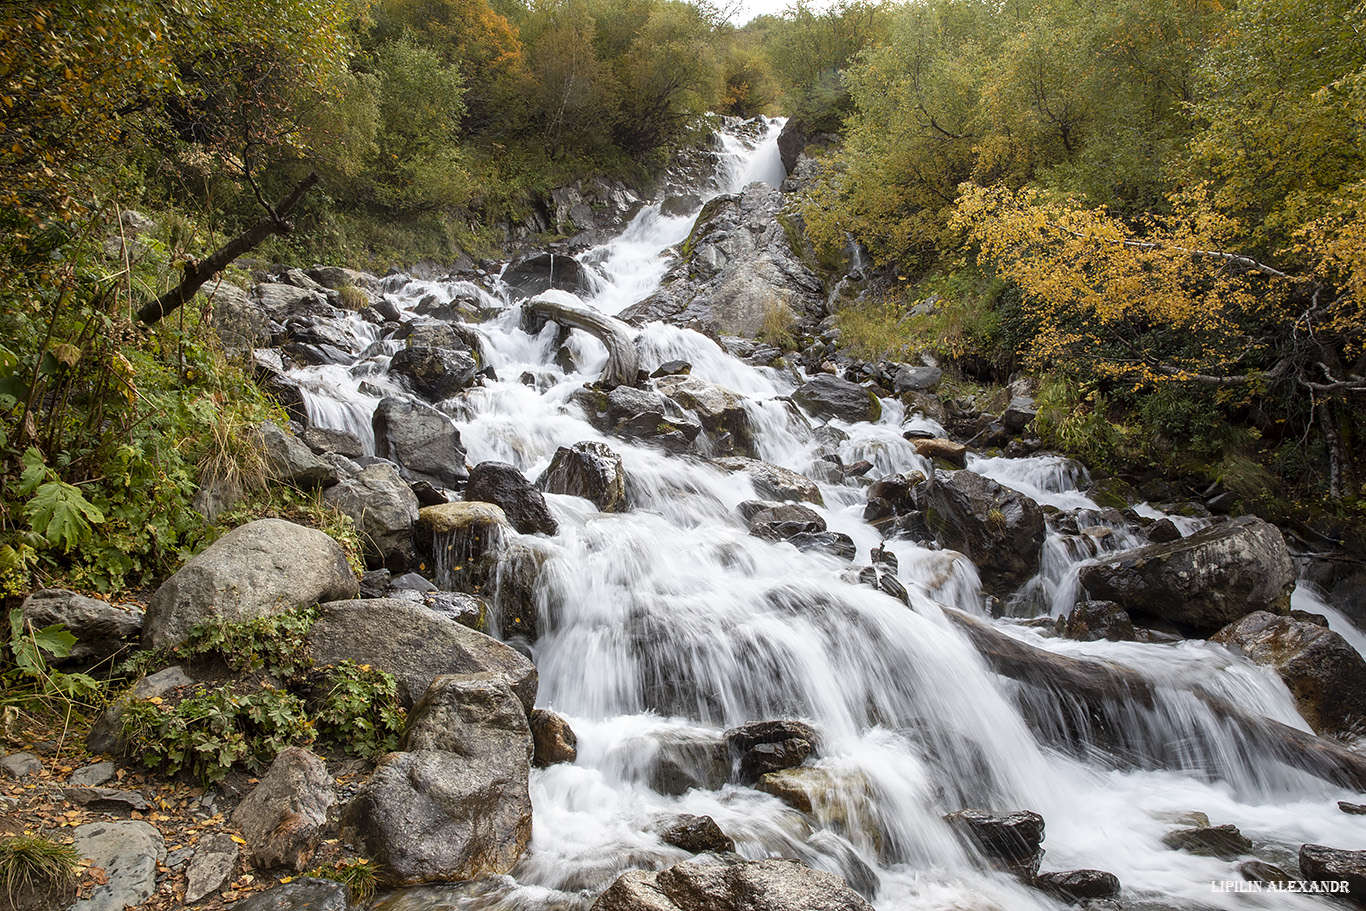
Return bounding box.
[292,118,1361,911]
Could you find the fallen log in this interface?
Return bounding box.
[942,607,1366,792]
[523,297,639,388]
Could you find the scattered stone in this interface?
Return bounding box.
[372,396,469,490]
[1299,844,1366,903]
[141,518,358,649]
[184,833,239,903]
[787,532,857,562]
[530,709,578,767]
[62,787,150,812]
[260,420,336,488]
[1239,860,1293,884]
[231,747,336,871]
[910,437,966,468]
[67,761,115,788]
[1078,516,1295,634]
[537,441,628,513]
[1,752,42,779]
[323,461,420,571]
[390,346,479,402]
[792,375,882,424]
[1161,823,1252,860]
[466,461,559,535]
[661,814,735,854]
[1033,870,1121,903]
[70,820,165,911]
[308,598,537,710]
[944,809,1046,879]
[592,856,873,911]
[921,470,1046,594]
[1212,610,1366,738]
[1062,601,1136,642]
[231,878,352,911]
[20,590,142,664]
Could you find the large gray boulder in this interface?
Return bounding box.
[712,457,824,507]
[260,421,336,489]
[142,519,357,649]
[591,856,873,911]
[70,820,165,911]
[654,375,756,457]
[1212,611,1366,738]
[20,589,142,664]
[372,396,469,490]
[537,441,628,513]
[465,461,558,536]
[1078,516,1295,633]
[402,672,533,758]
[792,375,882,424]
[343,749,532,885]
[502,252,598,299]
[307,598,536,710]
[232,747,336,871]
[921,470,1046,594]
[323,461,419,572]
[621,183,826,338]
[389,346,479,402]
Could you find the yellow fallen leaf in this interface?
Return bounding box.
[230,835,247,845]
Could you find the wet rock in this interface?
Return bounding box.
[373,396,469,490]
[655,375,756,457]
[344,748,532,885]
[660,814,735,854]
[502,252,597,299]
[1239,860,1293,884]
[1033,869,1121,903]
[19,589,142,665]
[756,767,833,813]
[415,501,512,594]
[788,532,857,562]
[301,426,364,459]
[749,503,827,542]
[260,420,337,488]
[184,832,239,903]
[1145,517,1183,544]
[389,346,479,402]
[712,457,823,506]
[651,360,692,378]
[142,518,358,649]
[921,470,1046,594]
[1212,610,1366,738]
[70,820,165,911]
[1161,823,1252,859]
[530,709,578,767]
[1,752,41,779]
[1299,844,1366,902]
[308,598,536,711]
[323,461,420,572]
[726,720,817,784]
[1341,801,1366,815]
[944,809,1045,879]
[592,856,873,911]
[67,761,115,788]
[647,732,730,796]
[1062,601,1136,642]
[466,461,558,536]
[792,375,881,424]
[1001,396,1037,434]
[232,747,336,871]
[232,877,352,911]
[1079,516,1295,634]
[910,437,966,468]
[855,565,910,606]
[537,441,628,513]
[621,183,827,338]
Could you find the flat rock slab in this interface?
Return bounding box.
[71,820,166,911]
[185,833,240,903]
[62,787,150,812]
[67,761,116,788]
[1,752,42,778]
[232,877,352,911]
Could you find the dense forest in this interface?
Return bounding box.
[0,0,1363,595]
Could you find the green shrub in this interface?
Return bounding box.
[0,834,80,897]
[306,858,377,901]
[309,661,404,761]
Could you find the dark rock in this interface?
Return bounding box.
[142,519,357,650]
[1146,517,1183,544]
[373,396,469,490]
[1062,601,1136,642]
[1299,844,1366,903]
[892,364,942,392]
[1161,824,1252,860]
[655,375,756,457]
[389,346,479,402]
[661,814,735,854]
[300,426,364,459]
[922,470,1046,594]
[1033,869,1121,903]
[231,747,335,871]
[537,442,628,513]
[415,502,512,594]
[466,461,558,536]
[502,253,596,299]
[648,732,731,796]
[944,809,1045,878]
[530,709,578,767]
[260,420,337,488]
[787,532,857,562]
[792,375,881,424]
[1239,860,1293,884]
[232,878,352,911]
[591,856,873,911]
[1001,396,1037,433]
[910,437,967,468]
[1341,801,1366,815]
[737,739,812,783]
[343,749,532,885]
[651,360,692,378]
[1212,610,1366,738]
[323,461,419,571]
[20,590,142,665]
[308,598,536,711]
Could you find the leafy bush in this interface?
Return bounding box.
[309,661,404,761]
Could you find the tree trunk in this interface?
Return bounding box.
[137,172,319,325]
[523,297,640,388]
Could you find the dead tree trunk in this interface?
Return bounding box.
[523,297,640,388]
[137,172,319,325]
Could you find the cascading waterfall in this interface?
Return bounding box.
[288,118,1365,911]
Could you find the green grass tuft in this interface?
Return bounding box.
[0,834,80,898]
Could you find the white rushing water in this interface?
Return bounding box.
[290,118,1364,911]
